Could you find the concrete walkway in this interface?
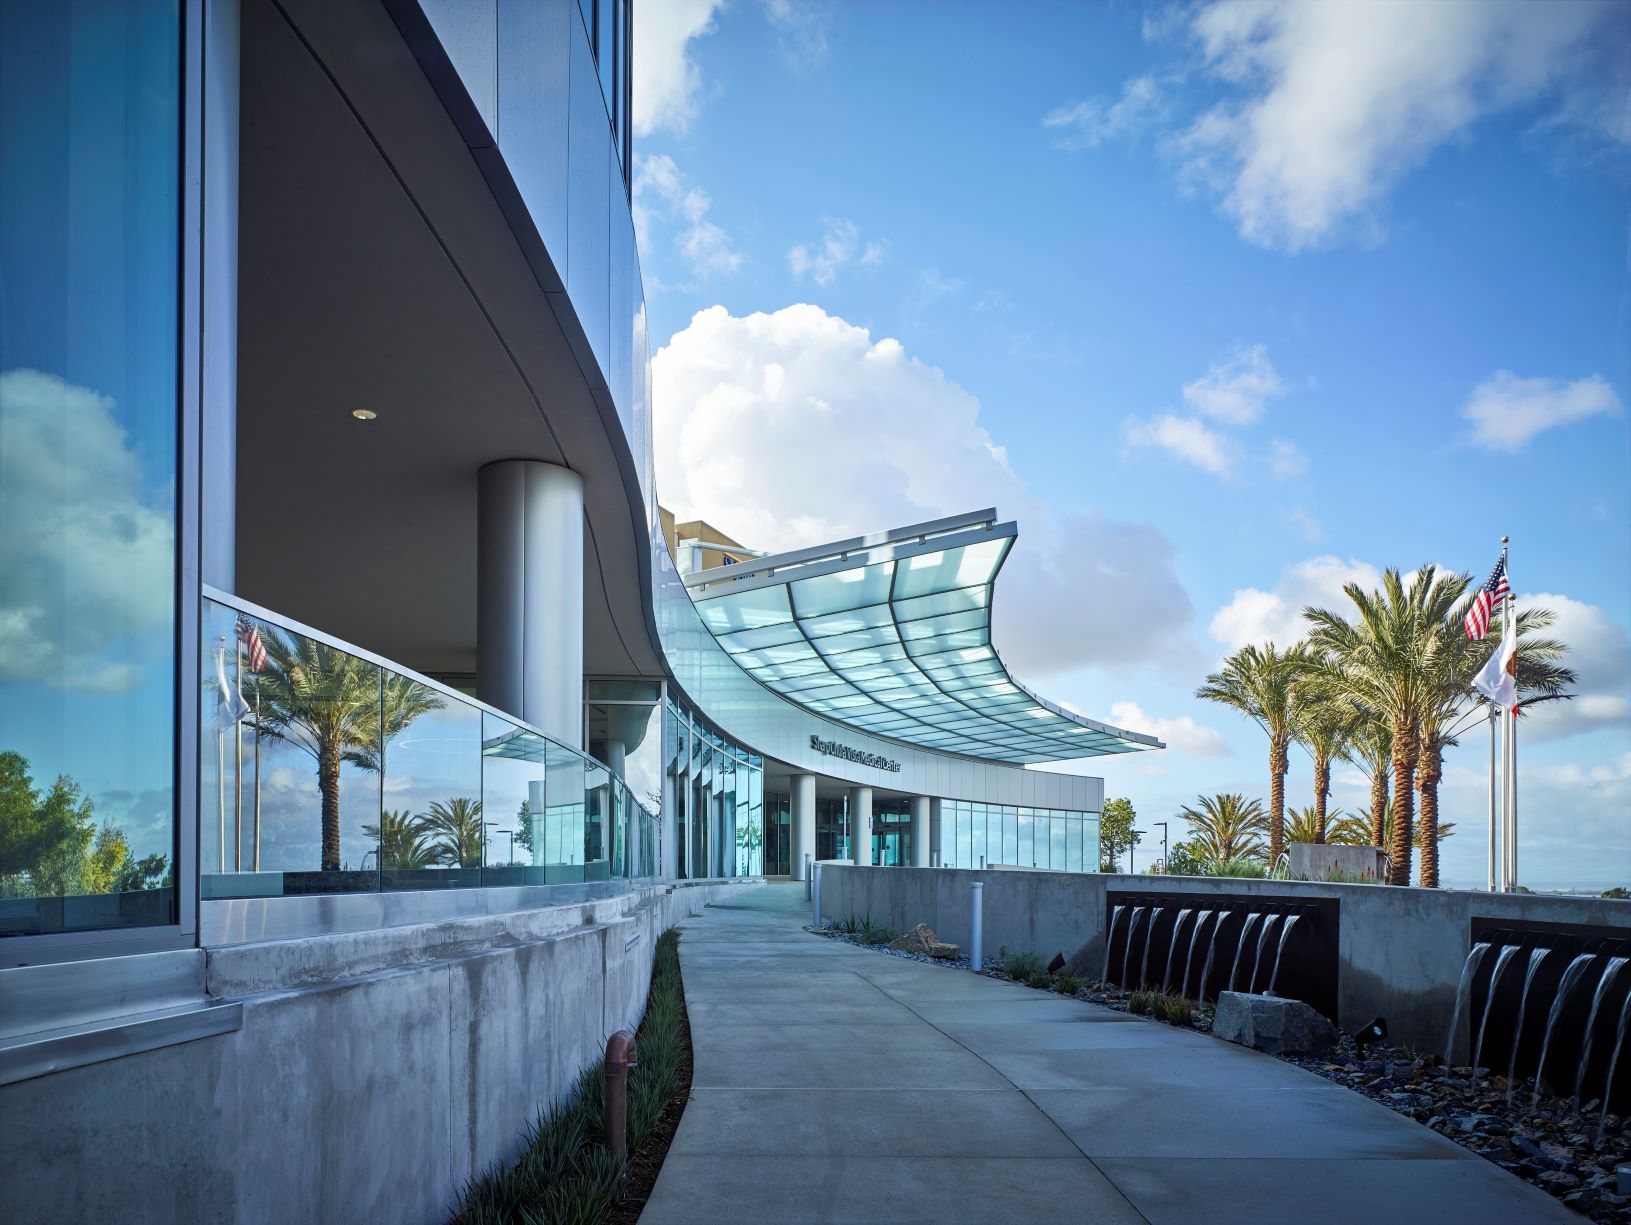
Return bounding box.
[638,884,1570,1225]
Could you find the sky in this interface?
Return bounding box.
[633,0,1631,892]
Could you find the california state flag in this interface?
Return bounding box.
[1473,631,1517,713]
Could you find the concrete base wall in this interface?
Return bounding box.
[816,865,1630,1056]
[1,878,758,1225]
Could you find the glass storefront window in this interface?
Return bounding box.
[1,1,182,937]
[939,800,1099,873]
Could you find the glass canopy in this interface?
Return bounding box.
[683,511,1164,763]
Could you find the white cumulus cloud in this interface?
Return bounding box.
[787,217,885,285]
[1209,555,1383,651]
[1183,343,1286,424]
[1123,413,1237,476]
[652,304,1195,678]
[1108,700,1229,757]
[634,154,743,281]
[1043,75,1163,150]
[633,0,724,137]
[1516,592,1631,743]
[1461,371,1623,452]
[1173,0,1627,250]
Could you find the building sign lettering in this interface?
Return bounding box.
[809,734,901,773]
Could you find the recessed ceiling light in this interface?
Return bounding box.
[351,409,377,421]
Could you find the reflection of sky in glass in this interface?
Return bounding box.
[0,3,182,876]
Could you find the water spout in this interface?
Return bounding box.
[1139,907,1164,989]
[1121,906,1146,988]
[1248,914,1282,994]
[1229,912,1262,993]
[1197,912,1226,1003]
[1472,944,1520,1086]
[1162,909,1193,993]
[1572,956,1629,1112]
[1533,952,1598,1110]
[1443,942,1490,1068]
[1100,905,1126,985]
[1180,911,1213,1001]
[1505,948,1550,1106]
[1595,988,1631,1147]
[1267,914,1301,995]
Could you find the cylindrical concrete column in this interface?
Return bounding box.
[201,0,240,592]
[850,786,873,866]
[910,797,931,868]
[660,768,679,880]
[930,798,944,867]
[791,774,816,881]
[477,460,584,747]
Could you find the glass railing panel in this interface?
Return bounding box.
[380,678,483,893]
[480,713,547,887]
[201,598,382,899]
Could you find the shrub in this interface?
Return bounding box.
[1023,971,1055,990]
[858,917,894,946]
[997,945,1046,980]
[1128,989,1191,1026]
[1054,975,1083,996]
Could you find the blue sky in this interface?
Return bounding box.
[634,0,1631,891]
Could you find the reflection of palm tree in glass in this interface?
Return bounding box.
[253,632,444,871]
[423,797,483,867]
[363,809,436,868]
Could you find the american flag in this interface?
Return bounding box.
[237,616,268,673]
[1463,556,1510,641]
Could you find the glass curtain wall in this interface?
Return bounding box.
[941,801,1099,872]
[664,700,762,879]
[0,1,183,938]
[199,596,660,899]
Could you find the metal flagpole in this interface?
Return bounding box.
[1487,701,1498,892]
[234,630,244,873]
[1501,595,1513,891]
[1508,593,1519,891]
[216,638,226,873]
[252,690,262,872]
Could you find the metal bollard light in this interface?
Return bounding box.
[812,861,823,928]
[970,880,984,974]
[805,853,812,900]
[604,1030,638,1159]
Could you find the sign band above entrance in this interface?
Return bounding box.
[810,735,901,773]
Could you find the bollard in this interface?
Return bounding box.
[603,1030,638,1159]
[812,861,823,928]
[970,880,984,974]
[805,853,812,900]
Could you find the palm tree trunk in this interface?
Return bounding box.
[1417,740,1441,888]
[1389,721,1417,886]
[1313,753,1330,845]
[1268,734,1288,866]
[1368,767,1388,849]
[319,742,342,872]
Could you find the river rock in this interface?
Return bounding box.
[888,923,960,960]
[1211,992,1338,1056]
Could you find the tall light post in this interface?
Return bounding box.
[1153,821,1168,875]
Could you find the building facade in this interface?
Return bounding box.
[0,2,1159,1218]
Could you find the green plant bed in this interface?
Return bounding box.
[1127,989,1193,1026]
[451,928,690,1225]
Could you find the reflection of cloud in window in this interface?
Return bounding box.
[0,369,173,691]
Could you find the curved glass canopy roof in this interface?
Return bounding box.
[683,510,1164,763]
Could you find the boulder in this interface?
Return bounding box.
[1212,991,1338,1056]
[888,923,960,960]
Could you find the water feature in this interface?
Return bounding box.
[1267,914,1300,994]
[1572,956,1629,1111]
[1472,944,1520,1085]
[1505,947,1550,1106]
[1120,906,1146,988]
[1161,909,1192,993]
[1228,912,1262,993]
[1533,952,1598,1110]
[1197,912,1226,1003]
[1596,988,1631,1147]
[1138,907,1164,989]
[1180,910,1213,1001]
[1443,942,1491,1067]
[1100,905,1125,985]
[1247,913,1282,994]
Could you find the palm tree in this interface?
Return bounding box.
[1304,567,1469,886]
[1179,794,1270,866]
[254,631,445,871]
[363,809,436,869]
[1412,605,1573,887]
[1374,798,1456,850]
[1285,804,1325,845]
[1197,643,1312,866]
[1343,720,1392,850]
[1291,696,1358,845]
[1326,810,1372,846]
[423,797,484,867]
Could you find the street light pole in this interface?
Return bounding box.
[1153,821,1168,874]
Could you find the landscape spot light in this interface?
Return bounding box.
[351,409,377,421]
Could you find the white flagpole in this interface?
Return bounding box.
[1508,592,1519,891]
[216,638,227,874]
[1487,701,1497,892]
[234,630,244,873]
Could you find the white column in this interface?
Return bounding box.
[477,460,584,747]
[791,774,816,881]
[910,797,931,867]
[930,798,944,867]
[850,786,873,866]
[660,768,679,880]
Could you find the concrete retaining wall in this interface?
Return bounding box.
[1,878,757,1224]
[815,864,1631,1055]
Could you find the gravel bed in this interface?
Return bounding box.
[808,923,1631,1220]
